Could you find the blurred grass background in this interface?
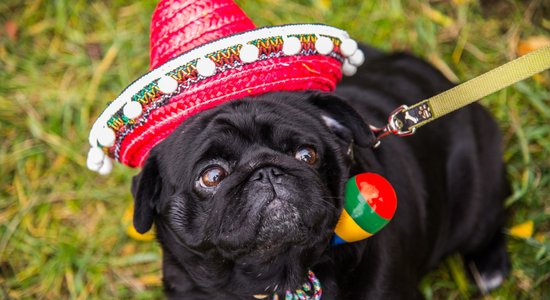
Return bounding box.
[0,0,549,299]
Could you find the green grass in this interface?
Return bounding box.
[0,0,548,299]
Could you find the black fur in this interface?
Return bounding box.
[131,47,510,299]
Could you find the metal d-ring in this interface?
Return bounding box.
[370,105,417,148]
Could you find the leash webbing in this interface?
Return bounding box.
[374,46,550,142]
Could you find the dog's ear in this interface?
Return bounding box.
[131,151,162,234]
[308,93,376,147]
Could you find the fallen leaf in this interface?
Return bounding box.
[139,274,162,286]
[508,220,534,239]
[5,20,17,41]
[517,36,550,56]
[122,203,134,223]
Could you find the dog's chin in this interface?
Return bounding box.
[219,199,322,263]
[236,198,331,294]
[209,170,337,263]
[254,198,308,253]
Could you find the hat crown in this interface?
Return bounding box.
[149,0,256,69]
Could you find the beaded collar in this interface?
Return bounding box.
[253,270,322,300]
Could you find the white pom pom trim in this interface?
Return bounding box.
[87,159,101,172]
[342,61,357,76]
[87,147,105,171]
[239,44,259,63]
[340,38,358,57]
[123,101,143,119]
[282,36,302,55]
[97,128,116,147]
[348,49,365,66]
[196,58,217,77]
[98,157,113,175]
[157,76,178,94]
[88,147,105,164]
[315,36,334,55]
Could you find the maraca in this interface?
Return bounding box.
[332,173,397,245]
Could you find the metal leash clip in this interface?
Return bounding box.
[370,105,417,148]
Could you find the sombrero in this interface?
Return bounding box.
[87,0,365,175]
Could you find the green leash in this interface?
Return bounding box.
[374,46,550,143]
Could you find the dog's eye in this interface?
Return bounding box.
[200,166,227,187]
[294,146,318,165]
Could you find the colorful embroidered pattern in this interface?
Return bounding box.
[168,60,199,83]
[292,34,319,52]
[250,36,284,56]
[207,45,241,67]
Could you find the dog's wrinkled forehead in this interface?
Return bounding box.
[157,93,328,179]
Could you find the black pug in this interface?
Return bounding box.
[131,46,510,299]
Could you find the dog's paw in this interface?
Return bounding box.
[478,270,505,292]
[465,232,510,293]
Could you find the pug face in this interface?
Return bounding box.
[131,92,375,296]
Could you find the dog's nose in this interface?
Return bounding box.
[249,166,284,183]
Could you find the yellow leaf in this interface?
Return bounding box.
[139,274,162,286]
[509,220,534,239]
[122,203,134,223]
[534,233,545,243]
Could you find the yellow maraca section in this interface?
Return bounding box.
[334,209,373,243]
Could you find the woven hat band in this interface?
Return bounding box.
[119,54,343,167]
